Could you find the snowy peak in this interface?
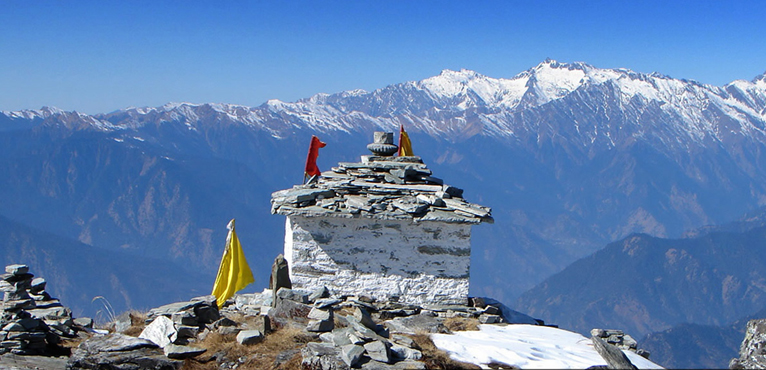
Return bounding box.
[754,72,766,87]
[417,68,527,109]
[1,106,118,132]
[516,59,592,105]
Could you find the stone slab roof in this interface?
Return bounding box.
[271,155,493,224]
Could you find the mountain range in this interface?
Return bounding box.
[2,59,766,327]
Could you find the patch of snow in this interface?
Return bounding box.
[431,324,663,369]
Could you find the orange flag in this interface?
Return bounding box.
[398,125,413,156]
[304,135,326,178]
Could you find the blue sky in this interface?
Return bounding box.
[1,0,765,114]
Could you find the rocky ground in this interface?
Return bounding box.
[0,263,703,370]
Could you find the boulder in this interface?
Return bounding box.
[112,312,134,333]
[309,307,334,321]
[276,288,310,304]
[340,344,366,368]
[268,297,313,327]
[73,317,94,329]
[307,319,334,332]
[138,315,176,348]
[364,340,391,363]
[194,303,220,324]
[236,329,264,345]
[390,343,422,361]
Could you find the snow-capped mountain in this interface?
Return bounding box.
[8,59,765,147]
[2,60,766,322]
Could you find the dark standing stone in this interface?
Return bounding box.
[353,307,376,331]
[270,254,292,307]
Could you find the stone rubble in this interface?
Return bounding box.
[67,283,538,369]
[1,266,659,369]
[1,266,652,370]
[730,318,766,369]
[271,155,493,225]
[590,328,651,359]
[0,264,77,356]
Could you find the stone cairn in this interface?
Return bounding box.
[0,264,76,355]
[271,136,492,225]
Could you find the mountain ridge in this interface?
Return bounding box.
[5,59,766,146]
[3,59,766,312]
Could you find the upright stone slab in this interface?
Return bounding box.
[272,132,492,306]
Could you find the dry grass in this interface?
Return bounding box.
[181,326,316,370]
[410,333,482,370]
[121,311,149,337]
[444,317,480,332]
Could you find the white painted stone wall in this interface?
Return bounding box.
[284,215,472,305]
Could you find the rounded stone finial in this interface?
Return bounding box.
[367,132,398,156]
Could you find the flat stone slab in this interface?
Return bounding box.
[147,301,204,318]
[78,333,158,353]
[5,264,29,275]
[67,334,180,370]
[163,344,207,360]
[0,353,68,370]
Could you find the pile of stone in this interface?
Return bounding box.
[69,296,224,369]
[63,283,545,370]
[730,319,766,369]
[137,295,223,359]
[271,133,492,225]
[590,328,650,359]
[0,264,76,356]
[255,285,537,369]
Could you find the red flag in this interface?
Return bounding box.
[304,135,326,178]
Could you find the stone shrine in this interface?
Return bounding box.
[271,132,492,305]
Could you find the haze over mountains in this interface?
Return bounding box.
[2,59,766,332]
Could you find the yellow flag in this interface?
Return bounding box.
[398,125,413,156]
[211,219,254,308]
